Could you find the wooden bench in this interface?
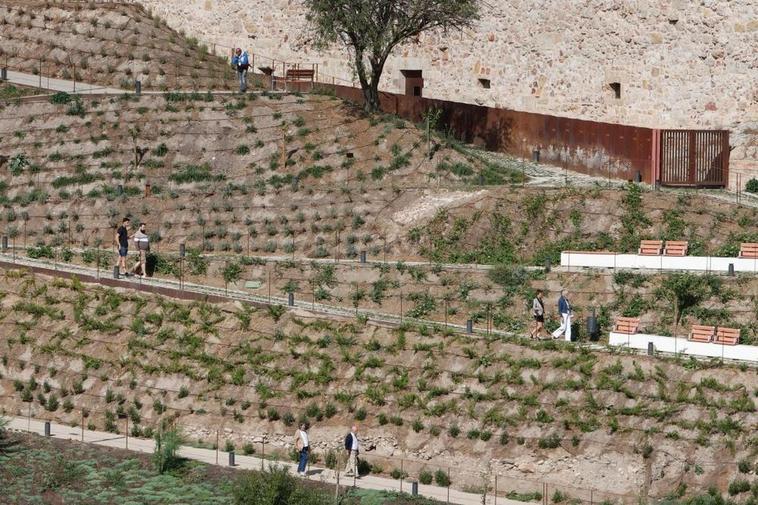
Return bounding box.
[714,327,740,346]
[286,68,315,82]
[664,240,688,256]
[613,317,640,335]
[688,325,715,343]
[738,243,758,259]
[638,240,663,256]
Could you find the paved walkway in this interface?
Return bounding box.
[5,416,518,505]
[4,69,125,94]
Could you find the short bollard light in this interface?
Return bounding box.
[360,251,367,264]
[228,451,236,467]
[44,421,51,437]
[728,263,735,276]
[1,67,7,81]
[466,319,473,334]
[288,292,294,306]
[1,235,8,251]
[545,258,551,273]
[647,342,654,356]
[135,80,142,96]
[113,266,120,279]
[179,243,186,257]
[411,481,419,496]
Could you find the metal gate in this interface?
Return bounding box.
[659,130,729,187]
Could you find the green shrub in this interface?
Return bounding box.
[419,470,433,485]
[745,178,758,194]
[233,466,332,505]
[390,468,408,480]
[728,479,751,496]
[434,469,451,487]
[538,433,561,449]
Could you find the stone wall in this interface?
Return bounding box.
[138,0,757,188]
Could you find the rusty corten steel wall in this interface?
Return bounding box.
[325,84,657,183]
[659,130,729,187]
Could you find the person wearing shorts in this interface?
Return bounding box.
[114,217,130,277]
[530,289,548,339]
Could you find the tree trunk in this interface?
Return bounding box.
[363,78,380,113]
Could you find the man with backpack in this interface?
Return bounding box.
[343,425,359,477]
[231,48,250,93]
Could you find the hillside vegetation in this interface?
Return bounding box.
[0,1,236,90]
[0,269,756,501]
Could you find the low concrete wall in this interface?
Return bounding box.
[561,251,757,273]
[609,332,758,362]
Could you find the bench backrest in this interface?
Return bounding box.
[664,241,688,256]
[286,69,315,81]
[689,324,715,342]
[639,240,663,255]
[739,243,758,259]
[714,327,740,345]
[614,317,640,334]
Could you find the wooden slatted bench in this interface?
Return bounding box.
[664,240,688,256]
[614,317,640,335]
[688,325,715,343]
[286,68,315,82]
[714,327,740,346]
[738,243,758,259]
[638,240,663,256]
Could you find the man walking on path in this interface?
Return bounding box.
[552,289,572,341]
[132,222,149,278]
[231,48,250,93]
[114,217,130,278]
[344,425,359,478]
[294,423,310,476]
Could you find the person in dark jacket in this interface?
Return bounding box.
[529,289,549,339]
[552,289,572,341]
[114,217,130,277]
[344,425,359,477]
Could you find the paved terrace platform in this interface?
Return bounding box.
[561,251,757,273]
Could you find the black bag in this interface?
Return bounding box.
[238,63,249,72]
[344,433,351,450]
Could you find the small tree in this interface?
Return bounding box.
[655,273,711,335]
[305,0,480,112]
[153,426,182,474]
[222,261,243,293]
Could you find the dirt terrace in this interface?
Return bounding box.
[0,269,756,502]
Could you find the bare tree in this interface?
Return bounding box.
[304,0,480,112]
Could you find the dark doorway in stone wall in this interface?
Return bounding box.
[609,82,621,99]
[401,70,423,97]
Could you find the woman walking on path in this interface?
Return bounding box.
[530,289,549,339]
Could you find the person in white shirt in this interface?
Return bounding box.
[551,289,572,341]
[344,425,359,477]
[131,222,150,278]
[294,423,309,476]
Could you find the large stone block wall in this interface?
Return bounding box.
[139,0,757,187]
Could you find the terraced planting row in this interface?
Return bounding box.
[0,269,755,498]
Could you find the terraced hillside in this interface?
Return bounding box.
[0,1,237,90]
[0,90,755,266]
[0,269,756,502]
[0,90,524,261]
